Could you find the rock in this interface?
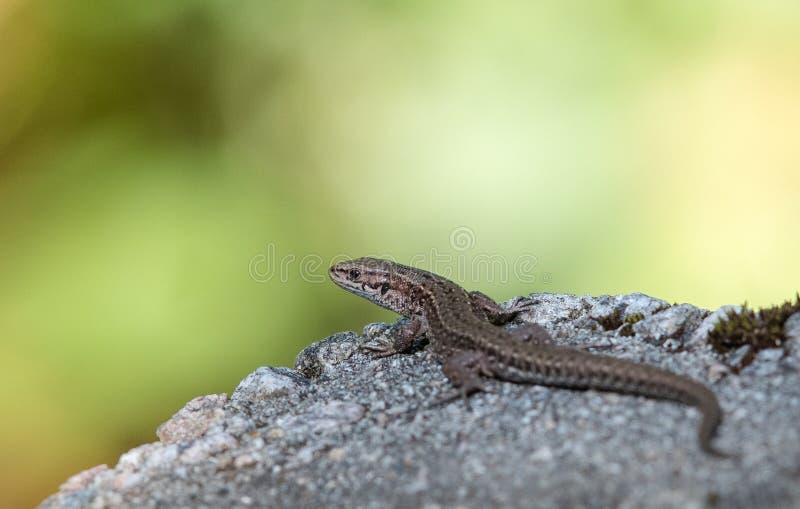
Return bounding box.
[742,347,785,377]
[179,432,238,464]
[39,293,800,509]
[631,303,708,345]
[726,344,754,370]
[784,312,800,344]
[587,294,624,328]
[511,292,670,334]
[275,400,366,436]
[230,367,308,403]
[156,394,227,444]
[59,465,109,492]
[616,292,672,319]
[588,293,672,332]
[782,313,800,371]
[363,321,394,339]
[294,331,362,377]
[509,293,589,323]
[117,442,175,472]
[687,305,744,348]
[707,363,731,383]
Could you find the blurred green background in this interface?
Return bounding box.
[2,1,800,507]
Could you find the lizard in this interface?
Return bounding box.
[328,257,733,458]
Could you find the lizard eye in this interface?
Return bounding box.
[347,268,361,281]
[380,283,390,295]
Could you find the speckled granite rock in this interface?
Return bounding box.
[39,293,800,509]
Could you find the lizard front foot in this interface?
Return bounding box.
[360,317,425,358]
[360,338,402,358]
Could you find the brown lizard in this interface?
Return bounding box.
[328,257,732,458]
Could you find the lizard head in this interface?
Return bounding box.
[328,257,412,315]
[328,257,393,298]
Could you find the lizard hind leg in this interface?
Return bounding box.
[433,350,496,409]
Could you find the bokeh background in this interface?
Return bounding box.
[2,1,800,506]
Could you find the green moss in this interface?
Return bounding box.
[596,308,623,331]
[625,312,645,325]
[616,313,645,337]
[708,294,800,356]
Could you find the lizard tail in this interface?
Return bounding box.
[601,362,736,459]
[496,352,735,458]
[678,379,734,459]
[596,362,736,459]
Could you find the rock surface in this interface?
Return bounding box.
[39,293,800,509]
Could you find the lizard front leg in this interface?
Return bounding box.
[362,316,426,358]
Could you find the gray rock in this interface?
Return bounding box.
[784,312,800,343]
[294,331,362,377]
[687,305,743,348]
[632,303,708,345]
[156,394,227,444]
[707,363,731,383]
[782,313,800,371]
[230,367,308,403]
[509,292,590,323]
[275,400,366,436]
[742,348,785,377]
[511,292,670,333]
[726,344,754,370]
[587,293,672,332]
[39,293,800,509]
[587,294,623,325]
[617,292,672,319]
[58,464,111,493]
[363,321,394,339]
